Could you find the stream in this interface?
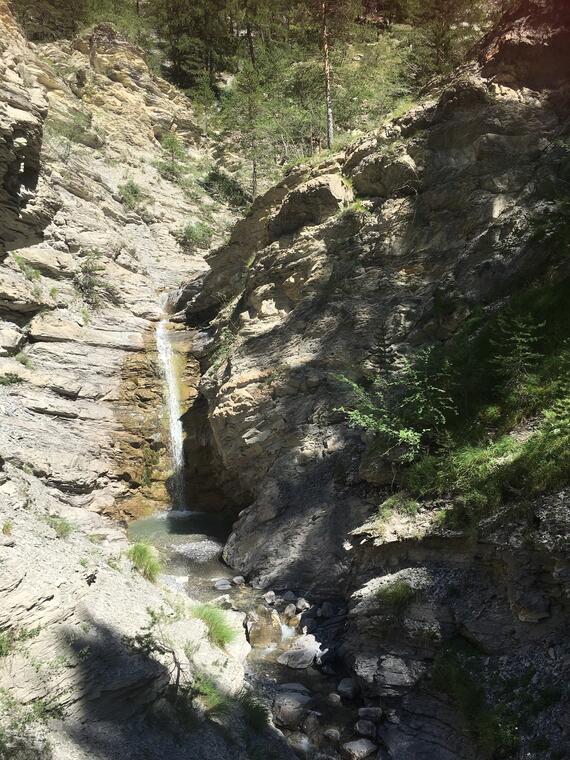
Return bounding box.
[126,310,366,757]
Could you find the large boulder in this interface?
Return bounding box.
[268,173,352,239]
[350,151,417,198]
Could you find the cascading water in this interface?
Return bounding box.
[156,318,185,510]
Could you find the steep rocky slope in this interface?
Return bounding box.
[182,1,570,757]
[0,5,293,758]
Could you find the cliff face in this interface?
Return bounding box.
[0,6,273,758]
[182,3,570,757]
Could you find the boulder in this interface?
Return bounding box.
[0,323,24,356]
[351,152,417,198]
[213,578,232,591]
[341,739,377,759]
[296,597,311,612]
[277,633,326,669]
[246,606,282,647]
[324,727,341,744]
[263,590,276,604]
[272,691,312,729]
[268,174,352,239]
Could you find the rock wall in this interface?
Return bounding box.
[0,8,291,759]
[182,4,570,757]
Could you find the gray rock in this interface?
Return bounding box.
[355,719,376,739]
[319,601,335,618]
[263,590,276,604]
[358,707,382,722]
[283,602,298,620]
[337,678,358,700]
[213,578,232,591]
[232,575,246,586]
[341,739,377,759]
[283,591,297,602]
[296,597,311,612]
[272,691,312,729]
[327,692,342,706]
[324,727,341,744]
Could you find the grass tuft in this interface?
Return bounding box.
[376,579,416,614]
[128,542,162,583]
[192,604,236,649]
[45,516,74,539]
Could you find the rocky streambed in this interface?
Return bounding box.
[127,508,386,760]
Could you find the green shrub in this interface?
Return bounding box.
[237,688,270,730]
[2,521,12,536]
[118,179,144,210]
[13,255,40,282]
[45,516,74,539]
[0,632,13,657]
[192,673,231,715]
[192,604,236,648]
[179,221,213,250]
[338,347,456,464]
[0,373,22,386]
[200,168,250,208]
[376,579,416,614]
[73,250,121,308]
[154,132,188,181]
[128,542,162,583]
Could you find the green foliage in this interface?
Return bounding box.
[74,250,121,309]
[0,633,12,658]
[154,132,188,181]
[200,168,250,208]
[13,254,40,282]
[0,373,22,386]
[339,347,456,464]
[179,221,213,251]
[380,491,420,517]
[118,179,144,210]
[209,326,238,368]
[375,578,416,613]
[2,521,12,536]
[128,542,162,582]
[192,672,231,715]
[432,646,519,758]
[15,352,32,368]
[45,515,75,538]
[237,688,270,730]
[192,604,236,649]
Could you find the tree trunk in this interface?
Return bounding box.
[246,21,256,66]
[252,156,258,199]
[321,1,334,149]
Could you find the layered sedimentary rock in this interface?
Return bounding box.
[183,3,570,756]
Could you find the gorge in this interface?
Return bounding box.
[0,1,569,759]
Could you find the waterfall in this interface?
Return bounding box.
[156,318,185,510]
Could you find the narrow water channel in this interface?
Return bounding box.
[127,309,360,756]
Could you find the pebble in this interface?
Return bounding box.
[232,575,245,586]
[327,692,342,706]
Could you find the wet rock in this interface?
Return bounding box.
[283,591,297,602]
[246,606,282,647]
[284,603,298,620]
[288,731,313,758]
[327,692,342,707]
[277,633,327,669]
[213,578,232,591]
[301,710,321,739]
[358,707,382,722]
[324,727,341,744]
[263,590,276,604]
[272,691,312,729]
[296,597,311,612]
[337,678,358,700]
[354,719,376,739]
[341,738,377,759]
